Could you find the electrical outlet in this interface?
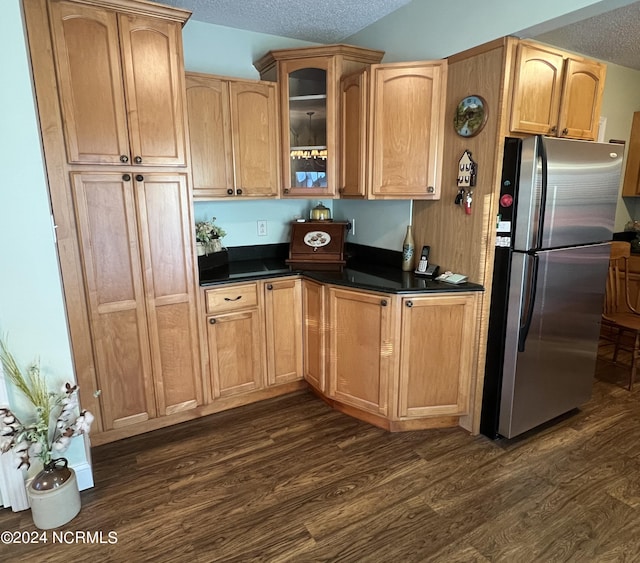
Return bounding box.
[349,218,356,236]
[257,220,267,236]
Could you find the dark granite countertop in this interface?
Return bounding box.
[199,244,484,295]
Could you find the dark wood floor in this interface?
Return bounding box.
[3,353,640,562]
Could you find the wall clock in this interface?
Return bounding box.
[454,95,488,137]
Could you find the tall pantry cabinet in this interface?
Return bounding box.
[23,0,201,443]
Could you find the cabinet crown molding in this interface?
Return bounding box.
[254,43,385,74]
[53,0,192,24]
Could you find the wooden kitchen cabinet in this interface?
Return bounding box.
[622,112,640,196]
[302,279,326,392]
[327,287,393,416]
[205,283,264,398]
[48,0,188,166]
[509,41,605,140]
[254,44,384,198]
[204,277,303,399]
[339,61,447,199]
[339,69,368,198]
[398,293,478,419]
[185,72,280,198]
[263,278,303,385]
[71,171,202,429]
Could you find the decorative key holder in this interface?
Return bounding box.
[455,150,477,215]
[457,150,477,188]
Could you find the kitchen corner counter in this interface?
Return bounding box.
[199,245,484,295]
[200,261,483,294]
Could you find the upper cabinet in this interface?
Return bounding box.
[254,44,384,198]
[48,0,188,166]
[509,41,605,141]
[185,72,280,199]
[622,112,640,197]
[340,61,447,200]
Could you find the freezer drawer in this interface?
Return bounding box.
[499,243,609,438]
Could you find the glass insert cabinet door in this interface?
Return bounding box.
[289,68,327,192]
[279,58,336,197]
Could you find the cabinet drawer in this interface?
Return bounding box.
[205,283,259,313]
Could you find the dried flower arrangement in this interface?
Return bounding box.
[195,217,226,245]
[0,338,93,470]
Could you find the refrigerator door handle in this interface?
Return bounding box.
[535,135,548,251]
[518,252,539,353]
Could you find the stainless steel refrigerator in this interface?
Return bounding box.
[480,135,624,439]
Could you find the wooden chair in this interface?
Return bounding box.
[601,241,640,390]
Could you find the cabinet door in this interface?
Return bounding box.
[49,0,130,165]
[185,73,234,198]
[230,81,280,197]
[71,172,156,430]
[136,173,202,415]
[509,43,564,136]
[264,278,303,385]
[279,57,335,197]
[369,62,446,199]
[623,112,640,197]
[339,69,368,198]
[557,58,605,140]
[206,310,264,398]
[328,288,392,415]
[398,294,478,418]
[302,280,326,391]
[118,14,187,166]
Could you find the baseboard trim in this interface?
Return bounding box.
[73,461,94,491]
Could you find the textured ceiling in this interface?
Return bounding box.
[164,0,640,70]
[161,0,412,43]
[532,1,640,71]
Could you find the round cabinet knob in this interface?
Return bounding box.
[562,128,569,135]
[427,186,435,193]
[284,188,289,194]
[227,189,234,195]
[134,156,142,164]
[237,188,243,195]
[406,301,413,308]
[208,318,216,325]
[550,126,557,133]
[380,299,388,307]
[135,174,144,182]
[120,155,129,163]
[122,174,131,181]
[266,284,273,290]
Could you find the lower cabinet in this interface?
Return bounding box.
[203,278,303,402]
[327,287,393,416]
[206,309,265,397]
[205,282,264,399]
[264,278,303,385]
[398,293,478,419]
[310,285,480,430]
[302,279,326,391]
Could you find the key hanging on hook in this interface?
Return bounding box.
[464,190,473,215]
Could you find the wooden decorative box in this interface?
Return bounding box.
[286,221,348,270]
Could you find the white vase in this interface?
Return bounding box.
[210,239,222,253]
[196,242,206,256]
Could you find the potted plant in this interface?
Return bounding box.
[195,216,227,255]
[0,338,94,528]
